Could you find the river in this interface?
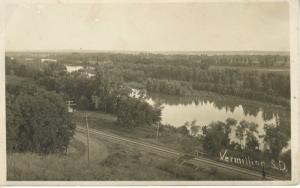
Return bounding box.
[132,89,291,151]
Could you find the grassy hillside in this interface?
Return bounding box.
[7,131,245,181]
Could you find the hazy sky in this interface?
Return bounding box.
[5,2,289,51]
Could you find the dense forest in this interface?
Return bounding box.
[95,58,290,106]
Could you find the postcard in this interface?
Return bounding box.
[0,0,299,185]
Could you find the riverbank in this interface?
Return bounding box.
[126,81,290,111]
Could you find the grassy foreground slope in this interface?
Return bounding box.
[7,130,246,181]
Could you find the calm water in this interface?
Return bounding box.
[66,65,83,72]
[66,65,95,77]
[132,89,291,151]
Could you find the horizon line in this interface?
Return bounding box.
[5,49,290,53]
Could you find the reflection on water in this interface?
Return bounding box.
[159,97,273,125]
[135,90,290,150]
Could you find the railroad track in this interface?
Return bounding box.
[76,126,285,180]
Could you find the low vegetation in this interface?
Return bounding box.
[7,132,242,180]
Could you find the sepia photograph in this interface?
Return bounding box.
[1,0,299,185]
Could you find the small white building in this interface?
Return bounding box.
[66,101,76,113]
[67,105,76,113]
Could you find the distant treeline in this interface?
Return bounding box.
[8,52,289,67]
[97,58,290,106]
[69,53,289,67]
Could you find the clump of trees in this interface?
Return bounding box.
[152,117,290,170]
[200,118,290,160]
[263,122,290,159]
[88,72,162,127]
[202,118,237,155]
[116,96,161,127]
[234,120,260,150]
[6,81,75,154]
